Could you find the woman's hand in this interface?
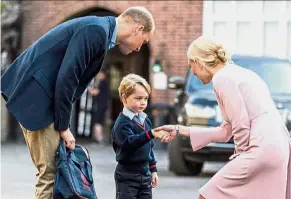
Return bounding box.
[154,125,190,142]
[154,125,176,141]
[152,130,170,142]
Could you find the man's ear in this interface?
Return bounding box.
[138,25,144,32]
[134,25,144,35]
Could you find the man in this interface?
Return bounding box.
[1,6,155,199]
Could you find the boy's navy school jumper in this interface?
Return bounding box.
[112,109,157,199]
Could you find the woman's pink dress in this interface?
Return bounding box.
[189,63,291,199]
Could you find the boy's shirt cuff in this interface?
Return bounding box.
[146,130,155,140]
[150,164,158,173]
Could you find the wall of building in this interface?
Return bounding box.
[21,0,203,104]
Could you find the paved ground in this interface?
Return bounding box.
[1,142,225,199]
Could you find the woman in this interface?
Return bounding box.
[88,70,109,144]
[157,36,291,199]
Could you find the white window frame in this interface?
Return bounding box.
[203,1,291,60]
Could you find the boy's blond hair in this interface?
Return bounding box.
[118,74,151,101]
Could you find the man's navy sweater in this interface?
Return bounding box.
[112,113,157,174]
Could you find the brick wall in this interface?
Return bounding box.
[21,0,203,104]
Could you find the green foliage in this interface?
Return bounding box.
[1,1,7,14]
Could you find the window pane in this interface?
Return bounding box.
[288,2,291,18]
[236,22,252,54]
[213,22,226,39]
[288,22,291,61]
[213,22,232,52]
[236,1,256,17]
[213,1,230,16]
[263,1,284,18]
[213,22,227,43]
[263,22,280,57]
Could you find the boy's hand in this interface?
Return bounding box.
[152,172,159,188]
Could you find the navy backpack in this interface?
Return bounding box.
[53,140,98,199]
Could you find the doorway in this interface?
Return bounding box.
[63,8,150,141]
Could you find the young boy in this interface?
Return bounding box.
[112,74,168,199]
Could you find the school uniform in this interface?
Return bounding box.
[112,108,157,199]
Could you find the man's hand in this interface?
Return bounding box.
[60,129,75,150]
[152,172,159,188]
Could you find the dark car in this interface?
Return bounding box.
[167,55,291,176]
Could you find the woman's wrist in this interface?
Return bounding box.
[179,125,190,137]
[175,125,180,136]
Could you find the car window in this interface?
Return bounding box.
[233,59,291,94]
[185,72,213,94]
[185,58,291,95]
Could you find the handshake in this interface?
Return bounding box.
[151,125,190,142]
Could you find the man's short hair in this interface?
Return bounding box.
[118,73,151,101]
[121,6,155,32]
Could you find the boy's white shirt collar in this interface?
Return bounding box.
[122,108,147,124]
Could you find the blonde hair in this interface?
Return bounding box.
[118,73,151,101]
[121,6,155,32]
[187,36,230,68]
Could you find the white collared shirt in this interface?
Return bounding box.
[122,108,147,125]
[108,18,118,49]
